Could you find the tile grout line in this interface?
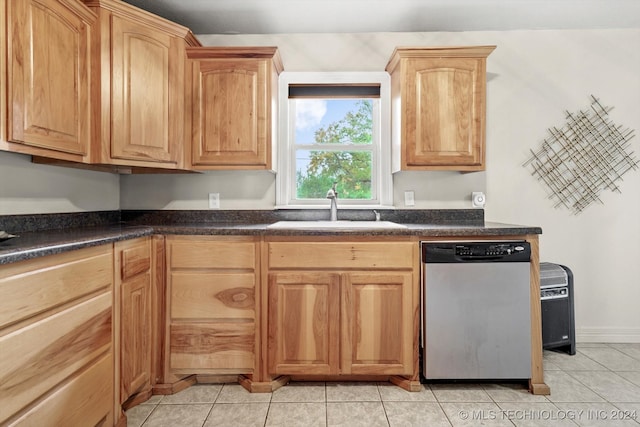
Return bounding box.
[264,384,274,427]
[200,403,215,427]
[553,348,615,406]
[201,385,223,427]
[376,383,392,427]
[132,345,639,426]
[580,346,640,371]
[486,386,531,427]
[550,346,640,419]
[325,382,328,427]
[433,395,456,427]
[138,403,157,427]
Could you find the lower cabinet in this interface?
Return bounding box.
[266,240,417,379]
[115,237,153,408]
[10,354,114,427]
[0,245,114,426]
[0,234,420,423]
[343,272,414,375]
[268,271,414,377]
[165,236,258,376]
[268,272,340,375]
[0,237,160,426]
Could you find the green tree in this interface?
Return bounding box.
[297,100,373,199]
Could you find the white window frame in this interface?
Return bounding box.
[275,71,393,209]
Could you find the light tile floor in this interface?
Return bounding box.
[127,344,640,426]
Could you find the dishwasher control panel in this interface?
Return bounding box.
[422,241,531,263]
[455,243,527,257]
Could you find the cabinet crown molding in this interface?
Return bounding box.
[186,46,284,74]
[84,0,194,39]
[385,45,496,73]
[57,0,99,21]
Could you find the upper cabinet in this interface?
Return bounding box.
[85,0,199,170]
[186,47,283,170]
[386,46,496,172]
[1,0,95,162]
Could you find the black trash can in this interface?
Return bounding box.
[540,262,576,355]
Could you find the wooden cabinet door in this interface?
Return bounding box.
[387,46,494,171]
[190,58,270,168]
[110,15,183,164]
[120,271,152,402]
[186,46,282,170]
[268,272,340,375]
[116,237,152,404]
[341,272,414,375]
[405,57,485,168]
[6,0,93,158]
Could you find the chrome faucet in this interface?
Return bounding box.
[326,182,338,221]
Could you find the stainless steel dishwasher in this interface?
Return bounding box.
[421,241,531,380]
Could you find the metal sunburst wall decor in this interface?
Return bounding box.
[523,95,638,215]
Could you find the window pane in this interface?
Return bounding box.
[294,99,373,145]
[296,150,372,200]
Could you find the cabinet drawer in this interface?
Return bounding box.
[168,239,256,270]
[0,292,112,424]
[8,354,113,427]
[0,245,112,329]
[118,238,151,280]
[171,272,255,320]
[170,323,254,372]
[268,242,415,270]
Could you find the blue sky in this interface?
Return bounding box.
[294,99,360,145]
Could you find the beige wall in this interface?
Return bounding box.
[1,28,639,342]
[121,28,640,343]
[0,151,119,214]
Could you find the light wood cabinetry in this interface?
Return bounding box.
[386,46,495,171]
[0,231,547,403]
[165,236,259,376]
[268,272,340,375]
[0,245,114,426]
[85,0,198,170]
[266,240,418,383]
[186,47,283,170]
[114,237,153,408]
[0,0,95,162]
[342,272,414,375]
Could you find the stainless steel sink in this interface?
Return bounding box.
[266,220,407,230]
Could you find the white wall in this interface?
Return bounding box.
[0,151,120,215]
[120,171,277,210]
[123,29,640,342]
[2,28,639,342]
[482,30,640,343]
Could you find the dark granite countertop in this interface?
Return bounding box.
[0,210,542,265]
[0,226,154,265]
[150,221,541,237]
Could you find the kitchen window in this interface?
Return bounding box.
[276,72,392,208]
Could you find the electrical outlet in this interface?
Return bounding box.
[208,193,220,209]
[404,190,415,207]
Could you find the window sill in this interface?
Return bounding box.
[275,204,396,210]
